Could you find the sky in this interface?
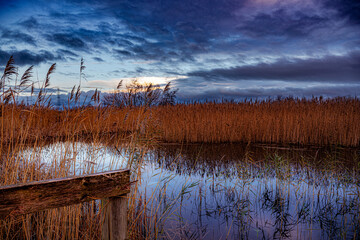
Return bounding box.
[0,0,359,101]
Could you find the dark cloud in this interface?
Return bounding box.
[93,57,104,62]
[45,33,87,50]
[0,49,62,66]
[19,16,39,29]
[106,0,245,29]
[1,29,37,46]
[189,51,360,83]
[114,49,132,57]
[12,0,354,67]
[325,0,360,24]
[57,49,79,57]
[71,27,113,50]
[237,9,329,38]
[177,84,360,101]
[1,0,359,100]
[0,0,19,14]
[107,70,122,76]
[115,39,134,47]
[113,44,179,62]
[60,0,245,61]
[57,0,351,66]
[118,34,147,44]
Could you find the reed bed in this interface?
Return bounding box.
[153,97,360,146]
[2,96,360,147]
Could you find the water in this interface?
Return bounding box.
[20,142,360,239]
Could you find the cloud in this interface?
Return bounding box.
[56,49,79,57]
[1,29,37,46]
[19,16,39,29]
[189,51,360,83]
[237,9,329,38]
[58,0,243,62]
[45,33,87,50]
[16,88,100,107]
[177,84,360,101]
[8,0,357,71]
[56,0,357,69]
[0,49,62,66]
[86,76,187,89]
[114,49,132,57]
[1,0,359,101]
[93,57,104,62]
[324,0,360,24]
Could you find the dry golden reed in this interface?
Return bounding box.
[152,97,360,146]
[1,96,359,147]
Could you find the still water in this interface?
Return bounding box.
[22,142,360,239]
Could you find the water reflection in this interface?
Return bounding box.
[19,142,360,239]
[144,144,360,239]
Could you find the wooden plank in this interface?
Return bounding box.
[101,195,128,240]
[0,169,130,218]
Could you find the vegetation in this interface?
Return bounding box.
[2,97,359,147]
[0,57,359,239]
[152,97,360,146]
[103,80,177,107]
[1,57,359,147]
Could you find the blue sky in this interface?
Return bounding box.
[0,0,359,101]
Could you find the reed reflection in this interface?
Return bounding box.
[141,143,360,239]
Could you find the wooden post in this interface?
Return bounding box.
[0,169,131,239]
[102,195,128,240]
[0,169,130,218]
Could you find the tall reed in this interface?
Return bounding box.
[0,57,153,239]
[2,97,359,147]
[151,98,360,146]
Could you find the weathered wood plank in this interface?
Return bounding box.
[101,195,128,240]
[0,169,130,218]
